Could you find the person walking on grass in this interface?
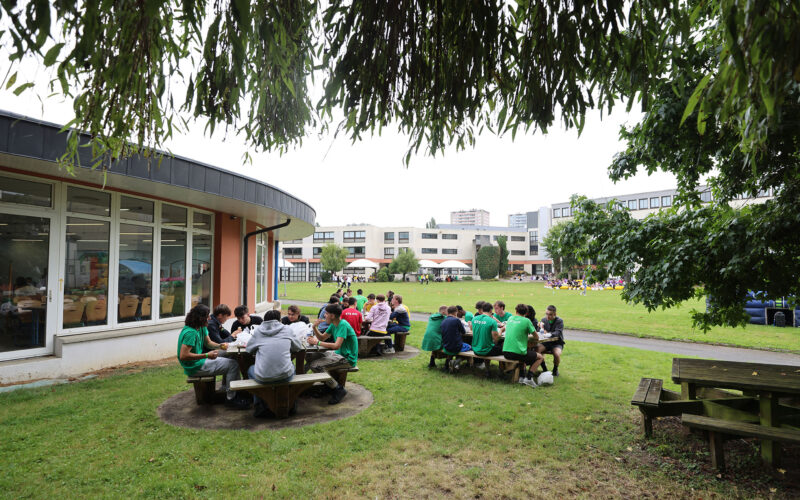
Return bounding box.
[502,303,544,388]
[308,303,358,405]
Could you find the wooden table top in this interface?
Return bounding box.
[672,358,800,395]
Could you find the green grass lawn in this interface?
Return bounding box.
[284,281,800,352]
[1,325,795,498]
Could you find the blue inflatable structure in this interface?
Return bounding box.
[744,292,800,327]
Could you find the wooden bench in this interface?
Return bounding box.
[455,351,520,383]
[630,378,705,437]
[187,376,220,405]
[682,413,800,470]
[330,366,359,388]
[230,372,333,418]
[358,335,392,356]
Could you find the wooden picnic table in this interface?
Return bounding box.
[671,357,800,467]
[222,345,325,377]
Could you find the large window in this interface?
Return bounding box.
[192,233,212,308]
[553,208,561,218]
[510,236,525,242]
[384,247,395,258]
[160,228,186,318]
[639,198,649,210]
[561,207,570,217]
[284,247,302,257]
[442,249,457,255]
[421,248,437,254]
[313,231,334,243]
[0,176,52,207]
[700,191,712,202]
[661,195,672,207]
[313,246,322,257]
[256,234,266,305]
[118,223,153,322]
[442,234,457,240]
[308,262,321,280]
[627,200,637,210]
[398,232,409,243]
[650,197,660,208]
[346,246,365,258]
[384,232,395,243]
[510,250,525,256]
[343,230,365,243]
[421,233,438,239]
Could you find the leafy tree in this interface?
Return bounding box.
[541,223,582,279]
[476,246,500,280]
[425,218,437,229]
[496,235,509,277]
[376,267,394,282]
[389,248,419,282]
[320,243,347,276]
[4,1,798,328]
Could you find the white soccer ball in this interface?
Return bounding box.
[537,371,554,386]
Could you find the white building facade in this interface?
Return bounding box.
[450,209,490,226]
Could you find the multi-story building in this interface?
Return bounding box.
[450,209,490,226]
[508,213,527,228]
[279,223,554,281]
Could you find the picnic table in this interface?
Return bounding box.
[671,358,800,468]
[222,344,326,377]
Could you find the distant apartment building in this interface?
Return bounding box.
[278,223,553,281]
[508,213,527,228]
[450,209,490,226]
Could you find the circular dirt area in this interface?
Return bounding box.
[158,383,373,431]
[360,345,420,362]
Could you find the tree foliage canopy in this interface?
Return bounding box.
[320,243,347,275]
[541,223,582,277]
[389,248,419,281]
[496,235,509,276]
[476,246,500,280]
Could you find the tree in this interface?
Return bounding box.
[389,249,419,282]
[476,246,500,280]
[425,218,437,229]
[541,223,582,279]
[320,243,347,277]
[496,235,509,277]
[4,1,798,328]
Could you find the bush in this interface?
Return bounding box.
[376,267,394,282]
[462,276,473,281]
[320,271,332,282]
[476,246,500,279]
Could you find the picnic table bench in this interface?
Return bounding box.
[186,376,223,405]
[358,335,392,356]
[455,351,520,383]
[632,358,800,470]
[230,372,334,418]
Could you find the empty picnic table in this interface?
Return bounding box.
[671,358,800,468]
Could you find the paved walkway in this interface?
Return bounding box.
[286,299,800,366]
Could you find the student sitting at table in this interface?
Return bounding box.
[421,305,448,368]
[536,304,565,376]
[471,302,504,369]
[362,293,376,314]
[441,306,469,371]
[246,309,304,417]
[493,300,513,324]
[308,303,358,405]
[502,303,544,388]
[177,304,249,409]
[281,304,310,325]
[354,289,368,312]
[317,296,341,333]
[384,294,410,354]
[364,294,391,354]
[341,297,363,336]
[207,304,237,346]
[231,305,263,335]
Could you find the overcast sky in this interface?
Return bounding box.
[4,70,678,228]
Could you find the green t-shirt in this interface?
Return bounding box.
[493,311,513,323]
[177,325,207,375]
[464,311,474,322]
[328,320,358,367]
[470,314,498,355]
[421,313,445,351]
[355,294,368,312]
[502,315,534,355]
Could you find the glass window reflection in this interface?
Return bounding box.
[120,196,154,223]
[160,229,186,318]
[192,234,212,308]
[118,224,153,322]
[64,217,109,327]
[67,187,110,216]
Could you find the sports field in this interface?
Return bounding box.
[284,281,800,352]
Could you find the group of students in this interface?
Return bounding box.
[421,300,565,388]
[176,301,358,413]
[316,288,411,355]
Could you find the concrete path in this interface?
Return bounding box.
[286,299,800,366]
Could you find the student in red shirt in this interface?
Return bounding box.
[341,297,363,336]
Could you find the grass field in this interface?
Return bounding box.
[2,325,796,498]
[283,281,800,352]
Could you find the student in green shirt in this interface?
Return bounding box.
[421,305,448,367]
[354,289,368,312]
[471,302,504,356]
[177,304,249,409]
[308,303,358,404]
[501,303,544,388]
[493,300,513,323]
